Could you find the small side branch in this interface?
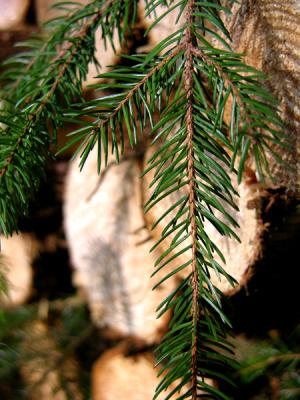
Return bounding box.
[92,44,185,135]
[0,6,105,180]
[191,46,258,140]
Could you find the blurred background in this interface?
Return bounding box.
[0,0,299,399]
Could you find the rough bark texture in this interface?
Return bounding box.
[64,148,177,343]
[222,0,300,195]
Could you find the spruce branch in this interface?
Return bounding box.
[235,327,300,398]
[0,0,138,235]
[59,1,285,398]
[0,8,102,176]
[191,46,284,181]
[8,2,93,94]
[240,353,300,375]
[0,0,287,399]
[66,44,185,170]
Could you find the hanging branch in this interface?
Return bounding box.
[0,0,286,399]
[64,1,283,398]
[184,1,199,395]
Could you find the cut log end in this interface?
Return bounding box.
[64,148,177,344]
[92,344,214,399]
[0,233,38,307]
[92,346,160,400]
[20,321,83,400]
[0,0,30,30]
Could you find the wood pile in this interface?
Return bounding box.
[0,1,299,398]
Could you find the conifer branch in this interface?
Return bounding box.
[184,1,199,397]
[0,1,287,399]
[11,2,86,93]
[240,353,300,374]
[190,45,284,181]
[191,46,255,126]
[66,2,283,398]
[0,9,103,179]
[92,45,184,139]
[0,0,138,235]
[66,45,185,170]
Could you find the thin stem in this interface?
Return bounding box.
[240,353,300,374]
[34,8,103,116]
[184,1,199,398]
[92,44,185,135]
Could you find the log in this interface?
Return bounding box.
[64,148,177,343]
[216,0,300,196]
[92,344,213,399]
[0,233,38,306]
[20,321,82,400]
[92,346,165,400]
[0,0,30,30]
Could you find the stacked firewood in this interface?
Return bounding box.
[1,1,299,399]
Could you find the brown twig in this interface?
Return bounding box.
[91,44,185,137]
[184,1,199,398]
